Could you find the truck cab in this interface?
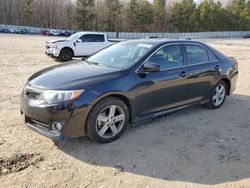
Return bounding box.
[45,32,117,62]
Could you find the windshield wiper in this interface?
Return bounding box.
[86,60,105,67]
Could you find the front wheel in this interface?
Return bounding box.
[58,49,73,62]
[206,80,227,109]
[87,97,129,143]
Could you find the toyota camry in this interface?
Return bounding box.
[20,39,238,143]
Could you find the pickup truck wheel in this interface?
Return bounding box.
[59,49,73,62]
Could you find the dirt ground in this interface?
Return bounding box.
[0,34,250,188]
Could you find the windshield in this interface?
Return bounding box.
[67,33,81,41]
[86,41,154,69]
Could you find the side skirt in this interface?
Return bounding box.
[132,100,207,124]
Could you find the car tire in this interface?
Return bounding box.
[87,97,129,143]
[58,48,73,62]
[206,80,227,109]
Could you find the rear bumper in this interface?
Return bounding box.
[230,75,238,94]
[20,91,90,140]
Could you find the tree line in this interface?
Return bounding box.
[0,0,250,32]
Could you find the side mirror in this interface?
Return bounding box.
[76,39,82,43]
[141,62,160,73]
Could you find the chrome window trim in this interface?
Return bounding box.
[135,42,219,73]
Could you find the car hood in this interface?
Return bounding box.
[27,60,122,90]
[46,39,68,44]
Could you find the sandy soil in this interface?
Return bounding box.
[0,34,250,188]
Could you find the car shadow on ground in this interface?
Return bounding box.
[56,94,250,185]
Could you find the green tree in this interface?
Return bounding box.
[195,0,229,31]
[153,0,166,32]
[102,0,122,32]
[226,0,250,30]
[21,0,33,25]
[171,0,196,32]
[128,0,154,32]
[76,0,96,30]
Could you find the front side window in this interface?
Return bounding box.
[80,34,94,42]
[184,44,209,65]
[147,44,183,70]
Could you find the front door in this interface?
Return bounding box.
[75,34,106,56]
[134,44,188,117]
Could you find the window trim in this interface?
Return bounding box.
[80,34,105,43]
[135,43,184,73]
[182,43,219,66]
[135,42,220,73]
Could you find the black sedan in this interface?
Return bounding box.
[20,39,238,143]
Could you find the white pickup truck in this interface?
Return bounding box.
[45,32,120,62]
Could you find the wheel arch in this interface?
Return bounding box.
[60,47,74,56]
[84,92,134,134]
[219,77,231,95]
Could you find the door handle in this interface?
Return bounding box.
[179,71,187,78]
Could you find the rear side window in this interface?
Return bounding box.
[184,44,209,65]
[207,50,219,61]
[94,35,105,42]
[80,34,105,42]
[147,44,183,70]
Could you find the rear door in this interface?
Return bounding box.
[182,43,221,102]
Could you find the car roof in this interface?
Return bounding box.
[127,38,204,46]
[76,31,106,35]
[122,38,226,59]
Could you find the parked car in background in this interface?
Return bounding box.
[60,30,72,37]
[19,28,30,34]
[45,32,122,62]
[243,34,250,38]
[41,29,61,36]
[21,39,238,143]
[0,28,15,33]
[50,30,61,36]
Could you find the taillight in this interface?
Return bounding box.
[235,60,239,67]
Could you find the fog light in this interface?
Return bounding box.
[51,122,62,132]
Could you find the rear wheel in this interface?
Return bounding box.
[206,80,227,109]
[58,48,73,62]
[87,97,129,143]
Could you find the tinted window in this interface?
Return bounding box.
[207,50,218,61]
[147,44,183,70]
[94,35,105,42]
[80,34,93,42]
[184,44,209,65]
[80,34,105,42]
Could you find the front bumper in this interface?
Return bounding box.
[45,47,60,58]
[20,91,90,140]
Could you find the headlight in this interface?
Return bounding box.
[37,90,84,104]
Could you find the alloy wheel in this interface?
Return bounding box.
[213,84,226,106]
[95,105,125,139]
